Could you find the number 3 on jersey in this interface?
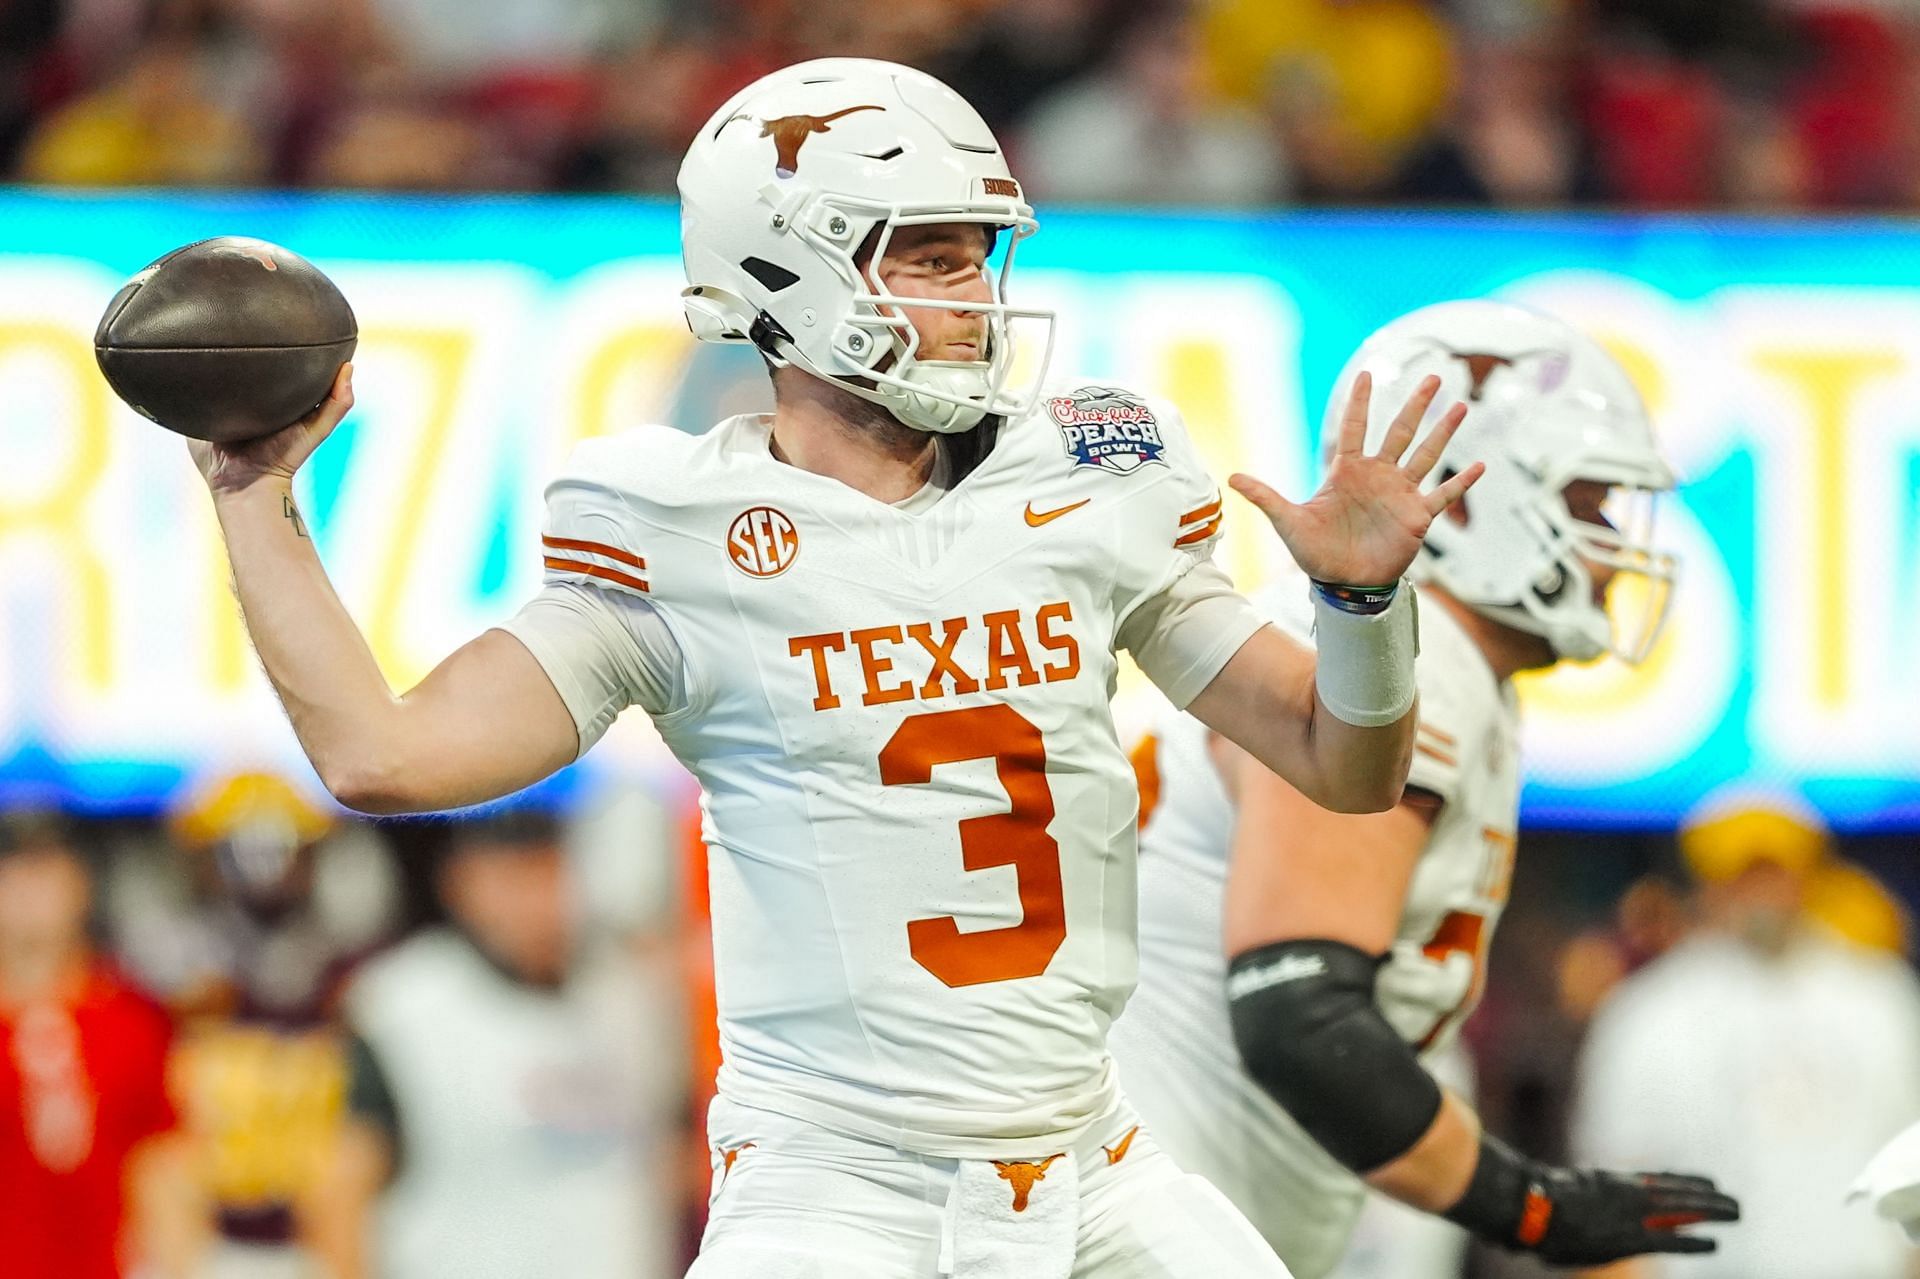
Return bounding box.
[879,705,1067,987]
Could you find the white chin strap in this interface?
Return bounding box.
[1539,607,1611,662]
[1469,574,1611,663]
[875,361,993,434]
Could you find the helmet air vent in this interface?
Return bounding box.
[741,257,801,293]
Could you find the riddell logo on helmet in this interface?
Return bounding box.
[723,105,884,178]
[728,506,800,577]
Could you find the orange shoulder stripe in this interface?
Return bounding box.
[1418,722,1458,748]
[542,534,646,572]
[1173,514,1223,547]
[1415,740,1457,768]
[544,556,650,594]
[1179,495,1223,526]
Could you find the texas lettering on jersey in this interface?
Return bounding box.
[788,603,1082,711]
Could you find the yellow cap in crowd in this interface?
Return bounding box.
[169,770,334,849]
[1678,792,1829,884]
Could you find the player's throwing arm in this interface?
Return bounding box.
[95,240,581,814]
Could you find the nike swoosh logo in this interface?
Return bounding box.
[1024,499,1090,528]
[1103,1124,1140,1165]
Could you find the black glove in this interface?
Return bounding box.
[1443,1133,1740,1266]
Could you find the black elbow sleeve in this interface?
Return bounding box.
[1227,938,1443,1174]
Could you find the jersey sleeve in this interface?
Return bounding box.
[1111,396,1267,708]
[493,463,691,754]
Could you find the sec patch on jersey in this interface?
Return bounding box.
[1048,386,1168,476]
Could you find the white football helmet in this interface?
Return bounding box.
[1327,299,1678,663]
[677,58,1054,433]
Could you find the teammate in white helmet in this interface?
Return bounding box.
[1109,300,1741,1277]
[180,58,1481,1278]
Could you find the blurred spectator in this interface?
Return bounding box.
[0,809,186,1279]
[1206,0,1453,199]
[111,772,398,1278]
[1554,873,1692,1025]
[0,0,61,169]
[562,38,731,194]
[1396,31,1604,206]
[1571,789,1920,1279]
[8,0,1920,209]
[15,32,266,186]
[304,83,501,191]
[783,0,987,67]
[310,808,680,1279]
[934,0,1126,133]
[363,0,660,83]
[1808,857,1914,957]
[1017,2,1286,206]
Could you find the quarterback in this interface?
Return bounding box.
[184,60,1478,1277]
[1110,301,1740,1276]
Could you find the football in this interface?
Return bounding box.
[94,236,357,444]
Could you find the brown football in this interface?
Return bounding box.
[94,237,357,444]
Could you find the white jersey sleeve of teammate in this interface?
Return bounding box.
[1111,398,1267,708]
[494,467,696,753]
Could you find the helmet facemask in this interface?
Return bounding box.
[782,201,1054,434]
[1478,461,1678,664]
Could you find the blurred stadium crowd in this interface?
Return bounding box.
[8,0,1920,208]
[5,768,1916,1276]
[1,778,703,1278]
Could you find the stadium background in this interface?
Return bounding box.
[3,0,1918,1275]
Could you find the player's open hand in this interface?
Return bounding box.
[189,363,354,497]
[1228,372,1482,586]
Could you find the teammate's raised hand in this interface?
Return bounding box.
[189,363,354,496]
[1228,372,1482,586]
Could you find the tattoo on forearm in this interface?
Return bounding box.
[283,494,309,538]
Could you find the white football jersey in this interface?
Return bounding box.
[501,380,1265,1159]
[1108,581,1520,1277]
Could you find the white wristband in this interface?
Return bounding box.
[1311,581,1419,728]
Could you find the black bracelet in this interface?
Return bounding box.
[1311,579,1400,615]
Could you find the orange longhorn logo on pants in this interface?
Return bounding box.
[719,1142,755,1184]
[990,1153,1064,1212]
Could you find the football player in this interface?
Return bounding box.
[1110,300,1741,1276]
[183,60,1481,1277]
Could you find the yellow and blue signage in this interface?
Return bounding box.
[0,192,1914,830]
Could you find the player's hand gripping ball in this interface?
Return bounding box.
[94,237,357,444]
